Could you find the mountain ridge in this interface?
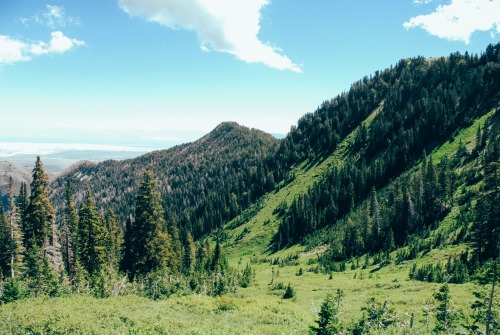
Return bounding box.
[49,121,280,238]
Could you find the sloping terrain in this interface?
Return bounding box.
[49,122,279,238]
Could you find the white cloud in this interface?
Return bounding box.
[30,31,85,55]
[404,0,500,44]
[20,5,80,28]
[0,36,31,64]
[118,0,302,72]
[0,32,85,66]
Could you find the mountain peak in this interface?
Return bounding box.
[212,121,243,134]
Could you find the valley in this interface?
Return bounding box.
[0,45,499,334]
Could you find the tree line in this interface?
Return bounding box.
[0,157,253,302]
[274,45,500,274]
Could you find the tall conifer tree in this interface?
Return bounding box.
[25,156,55,249]
[104,209,123,271]
[16,182,29,237]
[0,206,10,278]
[76,189,107,277]
[61,181,78,279]
[6,177,24,278]
[120,216,134,277]
[129,170,171,278]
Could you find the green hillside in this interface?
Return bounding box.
[0,44,499,335]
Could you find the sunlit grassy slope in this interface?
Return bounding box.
[0,110,495,335]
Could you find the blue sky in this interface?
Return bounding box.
[0,0,499,154]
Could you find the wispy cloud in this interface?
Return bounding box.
[404,0,500,44]
[20,5,81,28]
[0,32,85,66]
[118,0,302,73]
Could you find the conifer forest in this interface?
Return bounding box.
[0,44,499,334]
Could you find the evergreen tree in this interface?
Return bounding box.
[120,215,134,277]
[475,124,482,152]
[369,188,382,252]
[312,292,341,335]
[128,170,171,278]
[433,283,458,334]
[166,217,183,273]
[24,157,61,278]
[283,282,296,299]
[6,177,24,279]
[183,230,196,275]
[473,260,500,335]
[471,137,500,262]
[211,239,228,273]
[76,189,107,277]
[0,206,11,278]
[61,181,78,279]
[104,209,123,271]
[16,182,29,238]
[25,156,55,249]
[423,156,439,226]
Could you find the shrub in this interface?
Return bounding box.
[283,283,296,299]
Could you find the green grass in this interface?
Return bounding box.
[225,104,381,262]
[0,248,481,334]
[0,293,311,335]
[1,108,496,334]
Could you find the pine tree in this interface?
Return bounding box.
[129,170,171,278]
[104,209,123,271]
[25,156,55,249]
[211,239,228,273]
[474,124,482,153]
[423,156,439,226]
[61,181,78,279]
[167,217,183,273]
[6,177,24,279]
[434,283,458,334]
[120,216,134,277]
[369,188,382,252]
[0,206,11,278]
[471,137,499,262]
[16,182,29,237]
[183,230,196,275]
[76,189,107,277]
[312,292,341,334]
[22,157,62,288]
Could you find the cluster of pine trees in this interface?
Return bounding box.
[274,45,499,279]
[300,115,498,282]
[0,157,250,302]
[409,253,470,284]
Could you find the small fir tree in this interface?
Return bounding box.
[433,283,459,334]
[76,189,107,277]
[312,292,341,335]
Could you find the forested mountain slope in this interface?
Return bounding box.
[225,44,499,282]
[274,44,500,251]
[49,122,279,238]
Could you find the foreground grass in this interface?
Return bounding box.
[0,248,482,335]
[0,293,310,335]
